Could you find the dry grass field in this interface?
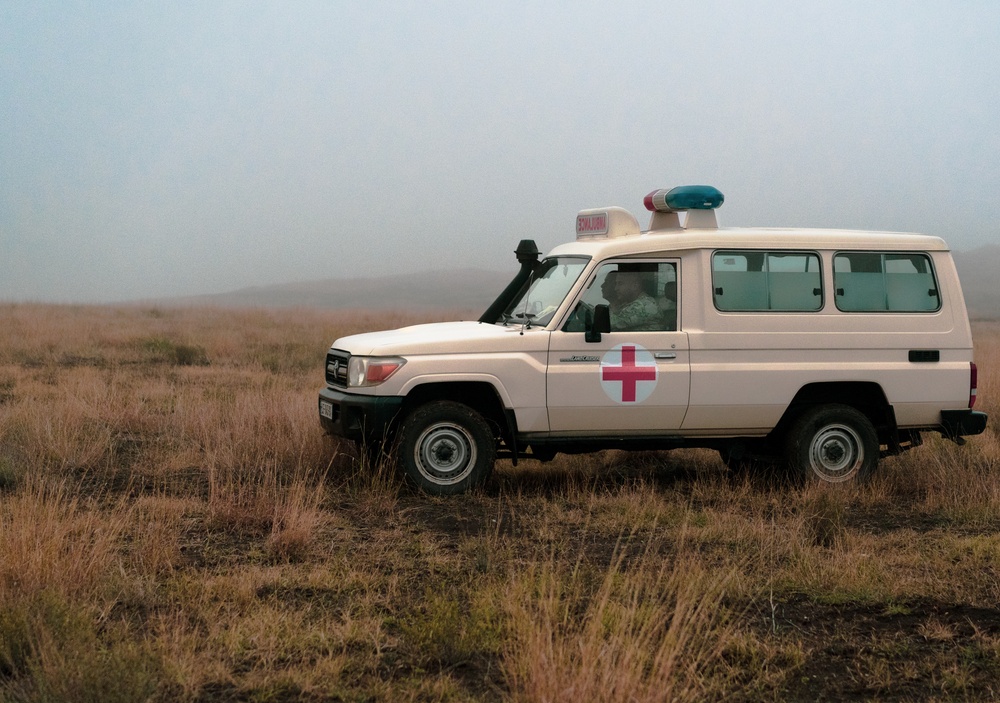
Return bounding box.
[0,304,998,702]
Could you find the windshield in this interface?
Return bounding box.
[501,257,589,327]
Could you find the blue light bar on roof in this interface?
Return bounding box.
[644,185,724,212]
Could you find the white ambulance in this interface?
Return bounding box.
[318,186,987,495]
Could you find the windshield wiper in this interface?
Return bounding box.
[512,311,539,329]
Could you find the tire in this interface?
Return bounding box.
[399,401,496,495]
[785,404,878,484]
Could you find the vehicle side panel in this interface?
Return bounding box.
[393,349,551,433]
[682,249,973,432]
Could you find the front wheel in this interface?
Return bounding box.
[399,401,496,495]
[785,404,879,484]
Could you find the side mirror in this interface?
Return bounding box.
[586,304,611,343]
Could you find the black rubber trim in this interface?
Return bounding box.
[940,409,988,438]
[318,387,404,444]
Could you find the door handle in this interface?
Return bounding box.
[654,353,677,360]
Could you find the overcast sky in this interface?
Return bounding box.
[2,1,998,303]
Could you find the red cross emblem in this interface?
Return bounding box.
[600,344,658,403]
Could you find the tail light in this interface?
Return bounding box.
[970,362,978,408]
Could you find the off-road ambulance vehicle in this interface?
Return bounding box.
[319,185,987,495]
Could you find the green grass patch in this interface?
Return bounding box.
[0,591,166,702]
[140,337,209,366]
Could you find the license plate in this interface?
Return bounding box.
[319,400,334,420]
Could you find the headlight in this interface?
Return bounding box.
[347,356,406,387]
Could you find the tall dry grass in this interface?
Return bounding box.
[0,480,124,605]
[0,303,998,701]
[504,532,740,702]
[0,480,163,703]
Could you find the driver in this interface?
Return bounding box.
[611,271,660,331]
[600,271,620,311]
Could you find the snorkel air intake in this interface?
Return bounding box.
[479,239,540,324]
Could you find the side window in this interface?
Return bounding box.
[834,252,940,312]
[712,251,822,311]
[564,261,679,332]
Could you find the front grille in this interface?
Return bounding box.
[325,349,350,387]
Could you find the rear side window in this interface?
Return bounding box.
[834,252,940,312]
[712,251,822,311]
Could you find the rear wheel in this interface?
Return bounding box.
[785,404,878,483]
[399,401,495,495]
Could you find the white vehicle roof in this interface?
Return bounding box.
[548,226,949,261]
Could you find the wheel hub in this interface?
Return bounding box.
[415,422,477,484]
[822,442,846,464]
[431,438,458,465]
[809,424,863,482]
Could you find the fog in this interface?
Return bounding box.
[3,2,998,303]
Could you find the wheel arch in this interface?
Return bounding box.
[774,382,897,445]
[401,381,511,439]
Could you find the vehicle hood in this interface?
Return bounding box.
[331,320,547,356]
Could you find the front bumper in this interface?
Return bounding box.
[318,387,404,444]
[940,409,989,438]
